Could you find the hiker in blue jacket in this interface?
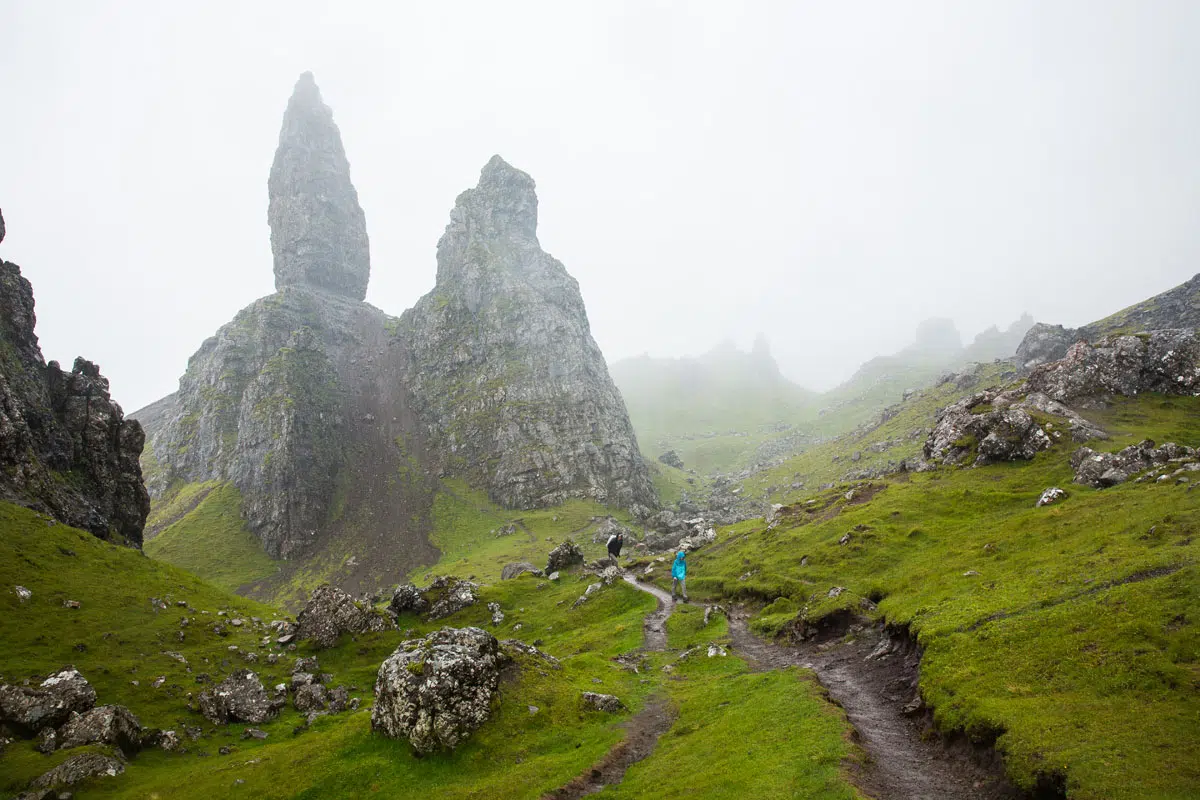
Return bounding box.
[671,550,689,602]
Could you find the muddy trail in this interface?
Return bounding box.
[541,576,680,798]
[726,610,1033,800]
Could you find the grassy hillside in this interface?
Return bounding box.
[144,482,280,593]
[0,501,860,799]
[637,393,1200,799]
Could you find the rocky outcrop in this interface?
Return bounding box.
[388,583,429,615]
[1071,441,1197,488]
[269,72,370,300]
[545,540,584,573]
[1016,273,1200,368]
[581,692,625,713]
[0,254,149,545]
[1025,331,1200,405]
[0,667,96,734]
[197,670,279,724]
[372,627,509,754]
[296,584,392,648]
[396,156,656,513]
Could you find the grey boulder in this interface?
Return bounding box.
[372,627,509,754]
[0,667,96,734]
[197,670,278,724]
[296,584,393,648]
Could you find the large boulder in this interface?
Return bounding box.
[1015,323,1078,370]
[924,392,1053,466]
[372,627,509,754]
[590,516,632,545]
[0,667,96,734]
[197,670,278,724]
[296,584,393,648]
[545,540,584,573]
[56,704,143,755]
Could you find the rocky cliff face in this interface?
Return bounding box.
[137,82,653,581]
[1016,273,1200,369]
[0,211,149,545]
[396,156,656,513]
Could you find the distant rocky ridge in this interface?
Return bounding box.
[0,209,149,545]
[1016,273,1200,369]
[135,76,653,577]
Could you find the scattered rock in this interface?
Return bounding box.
[372,627,509,754]
[1036,487,1067,507]
[501,639,562,669]
[197,670,278,724]
[296,584,393,648]
[658,450,684,469]
[424,576,480,621]
[242,727,268,740]
[14,585,31,603]
[545,541,585,573]
[827,587,845,599]
[487,602,504,627]
[706,643,728,658]
[294,683,330,713]
[1071,440,1197,488]
[581,692,624,713]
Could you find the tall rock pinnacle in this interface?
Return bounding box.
[400,155,658,513]
[268,72,370,300]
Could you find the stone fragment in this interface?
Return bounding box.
[197,670,278,724]
[581,692,624,713]
[294,683,330,713]
[388,583,429,616]
[423,577,479,621]
[1036,487,1067,507]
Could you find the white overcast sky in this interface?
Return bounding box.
[2,1,1198,411]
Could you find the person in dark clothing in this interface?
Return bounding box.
[606,532,624,560]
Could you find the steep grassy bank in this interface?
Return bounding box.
[654,394,1200,799]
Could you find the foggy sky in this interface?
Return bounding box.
[2,1,1198,412]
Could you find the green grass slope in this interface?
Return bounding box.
[1,500,862,798]
[655,393,1200,799]
[144,482,280,593]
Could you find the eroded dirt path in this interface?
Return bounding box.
[726,610,1026,800]
[541,576,679,799]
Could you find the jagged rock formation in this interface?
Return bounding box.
[137,83,655,589]
[295,584,393,648]
[1016,273,1200,368]
[269,72,370,300]
[0,234,149,545]
[396,156,656,512]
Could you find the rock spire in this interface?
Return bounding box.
[268,72,370,300]
[400,155,657,513]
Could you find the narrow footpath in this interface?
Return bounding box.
[540,576,679,798]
